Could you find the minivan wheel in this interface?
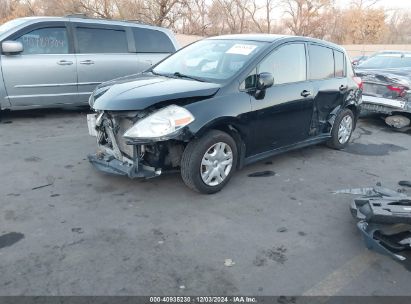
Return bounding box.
[181,130,238,194]
[327,108,354,150]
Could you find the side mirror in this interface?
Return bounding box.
[257,72,274,90]
[2,41,23,54]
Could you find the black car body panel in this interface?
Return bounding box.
[87,34,362,186]
[91,74,221,111]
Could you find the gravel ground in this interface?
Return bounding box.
[0,109,410,296]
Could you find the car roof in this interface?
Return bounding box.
[6,16,171,33]
[375,50,411,55]
[206,34,345,52]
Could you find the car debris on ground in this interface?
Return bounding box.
[224,259,235,267]
[348,184,411,271]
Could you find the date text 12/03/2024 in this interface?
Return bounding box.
[149,297,257,303]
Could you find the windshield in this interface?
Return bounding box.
[152,39,267,83]
[0,18,29,35]
[358,54,411,69]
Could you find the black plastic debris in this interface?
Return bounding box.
[350,188,411,271]
[399,180,411,188]
[0,232,25,249]
[248,170,275,177]
[351,197,411,224]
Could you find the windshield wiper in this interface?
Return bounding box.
[173,72,205,82]
[150,70,165,76]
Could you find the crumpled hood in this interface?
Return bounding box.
[91,73,221,111]
[356,68,411,87]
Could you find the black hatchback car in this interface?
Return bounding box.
[87,34,362,194]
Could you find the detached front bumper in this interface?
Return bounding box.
[88,150,161,179]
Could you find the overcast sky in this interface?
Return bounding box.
[336,0,411,10]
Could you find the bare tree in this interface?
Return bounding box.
[350,0,381,9]
[282,0,332,38]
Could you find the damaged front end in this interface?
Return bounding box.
[87,109,187,179]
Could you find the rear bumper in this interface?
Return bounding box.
[88,151,160,179]
[362,95,411,114]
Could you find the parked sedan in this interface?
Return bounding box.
[87,34,362,193]
[356,52,411,128]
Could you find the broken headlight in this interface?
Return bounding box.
[123,105,194,139]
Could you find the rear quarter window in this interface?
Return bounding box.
[133,28,175,53]
[309,44,334,80]
[334,50,345,77]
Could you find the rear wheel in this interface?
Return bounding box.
[327,108,354,150]
[181,130,238,194]
[385,115,410,129]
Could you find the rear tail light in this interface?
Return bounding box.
[353,76,363,90]
[387,85,408,98]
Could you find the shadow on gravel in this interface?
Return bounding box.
[344,143,407,156]
[0,107,91,121]
[359,114,411,135]
[0,232,25,249]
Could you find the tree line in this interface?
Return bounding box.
[1,0,411,44]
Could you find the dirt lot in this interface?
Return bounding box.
[0,109,411,296]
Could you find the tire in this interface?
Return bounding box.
[327,108,354,150]
[385,115,411,129]
[181,130,238,194]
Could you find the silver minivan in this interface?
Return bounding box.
[0,16,179,111]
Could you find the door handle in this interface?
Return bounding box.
[301,90,312,97]
[57,60,73,66]
[339,85,348,91]
[80,60,95,65]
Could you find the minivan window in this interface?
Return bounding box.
[133,28,175,53]
[76,27,128,53]
[259,43,306,85]
[334,50,345,77]
[16,27,69,55]
[309,44,334,80]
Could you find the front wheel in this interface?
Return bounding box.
[181,130,238,194]
[327,108,354,150]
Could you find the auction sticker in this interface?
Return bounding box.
[226,44,257,55]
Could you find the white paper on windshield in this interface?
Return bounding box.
[226,44,257,56]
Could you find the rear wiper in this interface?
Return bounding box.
[173,72,205,82]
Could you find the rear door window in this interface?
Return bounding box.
[259,43,307,85]
[133,28,175,53]
[308,44,334,80]
[16,27,69,54]
[76,27,128,53]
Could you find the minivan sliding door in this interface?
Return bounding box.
[73,25,139,103]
